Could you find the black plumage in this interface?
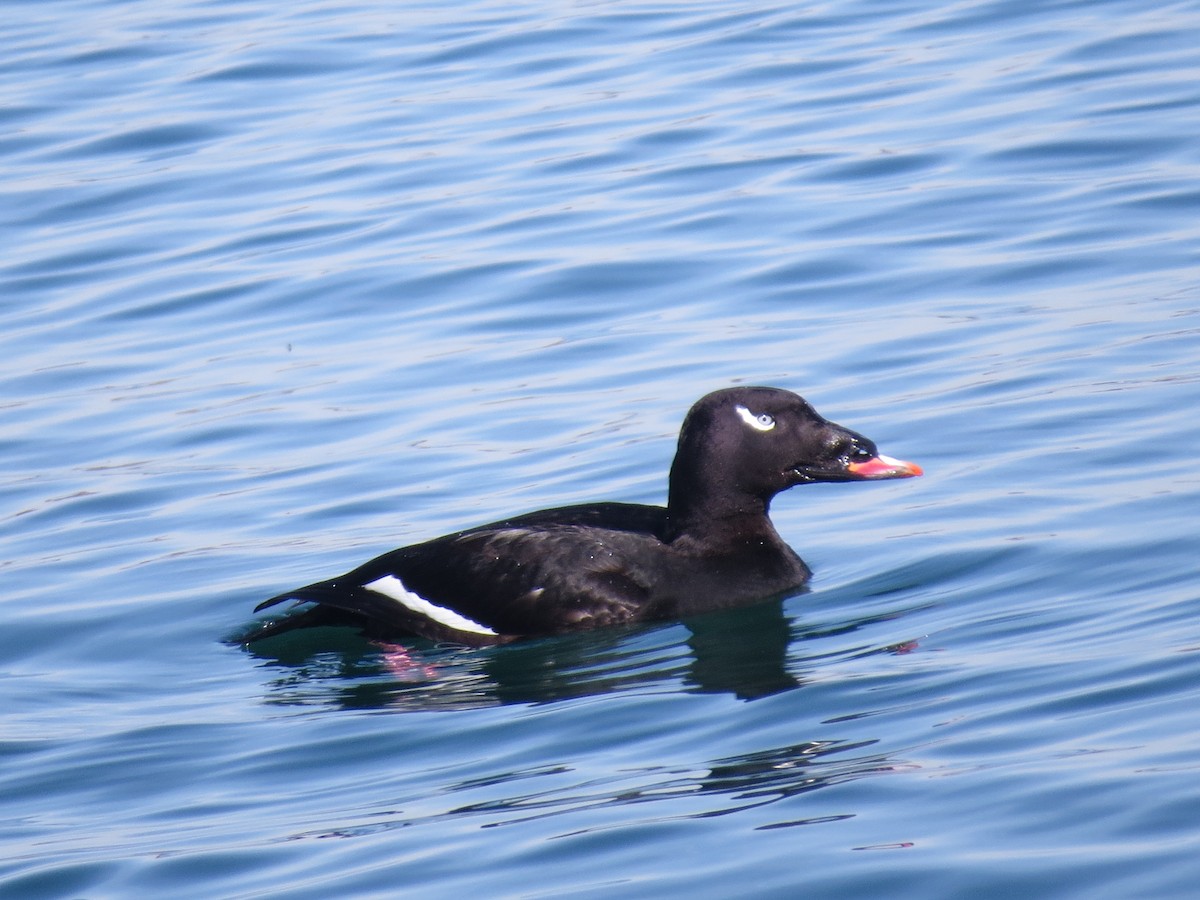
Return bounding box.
[249,386,920,646]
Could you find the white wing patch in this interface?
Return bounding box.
[735,404,776,432]
[364,574,498,636]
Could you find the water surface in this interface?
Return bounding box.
[3,0,1200,897]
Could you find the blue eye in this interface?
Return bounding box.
[736,405,776,432]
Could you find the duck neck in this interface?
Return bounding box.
[664,477,781,550]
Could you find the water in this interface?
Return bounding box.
[3,0,1200,896]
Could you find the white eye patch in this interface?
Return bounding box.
[735,405,776,432]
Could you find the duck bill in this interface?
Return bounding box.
[845,453,923,480]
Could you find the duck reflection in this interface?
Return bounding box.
[243,592,919,711]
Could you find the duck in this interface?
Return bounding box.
[248,386,921,646]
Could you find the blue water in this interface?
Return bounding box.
[3,0,1200,896]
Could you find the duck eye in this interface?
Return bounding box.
[735,405,776,432]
